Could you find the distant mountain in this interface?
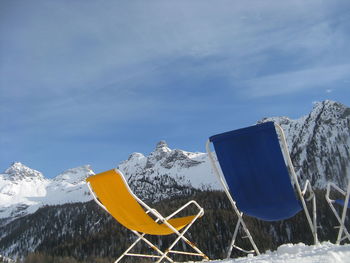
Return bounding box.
[118,140,220,201]
[118,99,350,200]
[0,163,93,221]
[0,146,219,221]
[261,100,350,189]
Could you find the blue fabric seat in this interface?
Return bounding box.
[209,122,302,221]
[207,121,318,257]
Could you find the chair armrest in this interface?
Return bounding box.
[134,188,204,223]
[165,200,204,220]
[301,180,315,202]
[326,182,346,202]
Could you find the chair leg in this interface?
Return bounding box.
[301,193,318,244]
[297,180,318,244]
[226,213,258,257]
[227,217,242,257]
[326,200,350,244]
[326,182,350,244]
[337,184,350,244]
[156,214,209,262]
[117,229,208,263]
[114,233,145,263]
[115,231,174,263]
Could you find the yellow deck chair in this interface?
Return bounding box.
[86,168,209,262]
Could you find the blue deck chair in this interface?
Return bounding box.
[325,179,350,244]
[206,121,318,257]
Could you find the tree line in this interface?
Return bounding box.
[1,189,348,262]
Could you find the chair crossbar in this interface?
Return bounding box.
[231,245,255,254]
[125,253,162,258]
[340,235,349,242]
[168,250,206,257]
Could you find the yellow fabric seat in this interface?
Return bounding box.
[86,168,208,262]
[86,169,197,235]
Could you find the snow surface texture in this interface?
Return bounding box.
[1,243,350,263]
[209,242,350,263]
[0,254,14,263]
[2,243,350,263]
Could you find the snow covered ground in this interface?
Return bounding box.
[208,242,350,263]
[1,242,349,263]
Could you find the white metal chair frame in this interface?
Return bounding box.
[206,123,318,257]
[325,181,350,244]
[86,169,209,263]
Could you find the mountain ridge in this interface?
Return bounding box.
[0,163,93,220]
[262,100,350,188]
[1,100,349,221]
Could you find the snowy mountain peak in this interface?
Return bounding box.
[117,141,219,201]
[154,140,171,153]
[3,162,44,181]
[260,116,293,126]
[147,141,172,162]
[0,163,94,220]
[156,140,170,150]
[310,100,350,121]
[128,152,145,161]
[312,99,339,110]
[52,165,94,185]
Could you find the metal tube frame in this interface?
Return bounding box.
[275,123,318,245]
[87,169,209,263]
[206,122,319,258]
[325,181,350,244]
[206,140,260,257]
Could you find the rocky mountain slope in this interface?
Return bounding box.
[262,100,350,188]
[118,140,219,201]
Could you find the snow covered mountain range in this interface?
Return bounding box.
[118,140,219,201]
[0,163,93,220]
[1,100,349,222]
[0,144,219,221]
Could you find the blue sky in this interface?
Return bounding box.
[1,0,350,177]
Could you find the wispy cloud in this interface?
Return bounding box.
[1,0,350,175]
[239,63,350,98]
